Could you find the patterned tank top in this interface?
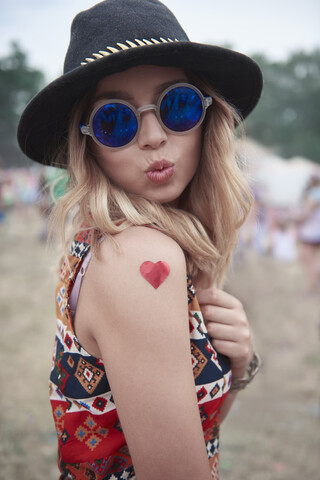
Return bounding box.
[49,228,231,480]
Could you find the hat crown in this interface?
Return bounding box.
[64,0,189,73]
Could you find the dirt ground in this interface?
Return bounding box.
[0,206,319,480]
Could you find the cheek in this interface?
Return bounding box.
[93,145,124,178]
[185,128,203,172]
[195,129,203,158]
[93,146,140,192]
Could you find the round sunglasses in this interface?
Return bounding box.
[80,83,213,149]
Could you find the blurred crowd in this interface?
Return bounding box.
[1,165,320,294]
[0,166,67,239]
[0,167,39,216]
[239,173,320,293]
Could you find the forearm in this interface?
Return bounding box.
[219,390,238,422]
[220,351,261,422]
[219,365,246,422]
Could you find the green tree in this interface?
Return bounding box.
[244,50,320,163]
[0,42,45,167]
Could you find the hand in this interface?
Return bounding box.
[197,288,254,379]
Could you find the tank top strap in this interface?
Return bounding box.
[69,249,92,316]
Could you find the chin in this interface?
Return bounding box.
[153,191,181,206]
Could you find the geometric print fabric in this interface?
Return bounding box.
[50,228,231,480]
[75,358,105,395]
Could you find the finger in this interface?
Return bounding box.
[197,288,241,310]
[211,339,251,366]
[207,321,252,347]
[206,323,236,342]
[201,305,238,325]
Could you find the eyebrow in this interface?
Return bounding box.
[93,78,188,104]
[93,90,133,103]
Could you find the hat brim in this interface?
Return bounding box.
[17,42,262,166]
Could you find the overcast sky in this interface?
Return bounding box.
[1,0,320,81]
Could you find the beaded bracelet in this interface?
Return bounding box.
[229,351,262,392]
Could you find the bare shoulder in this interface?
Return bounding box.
[83,226,188,332]
[93,226,187,292]
[100,225,185,264]
[74,226,188,357]
[82,225,190,361]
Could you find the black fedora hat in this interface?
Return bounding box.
[17,0,263,167]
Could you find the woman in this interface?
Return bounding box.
[17,1,262,479]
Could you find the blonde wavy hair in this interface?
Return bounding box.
[49,73,252,288]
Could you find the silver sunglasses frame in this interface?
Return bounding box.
[80,82,213,149]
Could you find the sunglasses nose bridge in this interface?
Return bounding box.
[137,104,157,117]
[136,103,164,132]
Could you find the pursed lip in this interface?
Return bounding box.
[145,160,174,173]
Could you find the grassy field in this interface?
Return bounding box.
[1,206,319,480]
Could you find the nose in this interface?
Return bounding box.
[137,109,167,149]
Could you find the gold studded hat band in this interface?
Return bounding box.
[17,0,263,166]
[80,37,180,66]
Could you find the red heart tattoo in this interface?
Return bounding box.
[139,261,170,289]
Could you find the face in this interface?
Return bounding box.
[87,65,203,205]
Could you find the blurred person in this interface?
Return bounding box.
[2,173,15,213]
[250,194,273,255]
[0,173,5,224]
[37,168,68,241]
[17,1,262,479]
[296,173,320,293]
[270,213,297,262]
[37,168,53,241]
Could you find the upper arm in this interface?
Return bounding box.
[83,227,211,480]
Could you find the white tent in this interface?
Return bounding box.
[237,139,320,207]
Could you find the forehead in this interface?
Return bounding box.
[94,65,188,98]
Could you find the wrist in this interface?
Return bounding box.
[230,351,253,379]
[229,351,262,392]
[231,366,247,380]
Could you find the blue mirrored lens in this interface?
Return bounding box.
[160,86,203,132]
[92,103,138,147]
